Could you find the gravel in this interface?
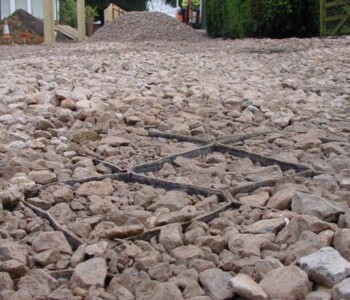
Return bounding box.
[0,36,350,299]
[90,11,205,42]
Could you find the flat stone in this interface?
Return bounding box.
[76,181,114,197]
[333,228,350,261]
[199,268,234,300]
[101,136,130,146]
[230,273,267,300]
[239,192,270,206]
[70,258,107,289]
[32,231,72,254]
[259,266,310,299]
[298,247,350,287]
[242,217,287,234]
[28,170,57,185]
[159,223,184,252]
[105,224,144,239]
[331,278,350,300]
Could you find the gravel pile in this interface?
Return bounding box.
[0,9,70,42]
[90,11,205,42]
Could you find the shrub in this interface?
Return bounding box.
[206,0,320,38]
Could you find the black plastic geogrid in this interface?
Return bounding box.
[23,129,314,248]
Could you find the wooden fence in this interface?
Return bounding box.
[320,0,350,36]
[104,3,126,24]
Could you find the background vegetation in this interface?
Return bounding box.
[206,0,320,38]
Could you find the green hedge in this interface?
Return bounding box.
[206,0,320,38]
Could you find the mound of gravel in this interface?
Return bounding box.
[90,11,205,42]
[0,9,71,42]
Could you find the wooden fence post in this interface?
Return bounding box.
[77,0,86,41]
[43,0,55,44]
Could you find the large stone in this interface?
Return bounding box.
[76,181,114,197]
[0,259,27,279]
[337,169,350,190]
[259,266,310,300]
[195,235,228,254]
[171,245,204,264]
[0,272,13,290]
[135,251,162,270]
[159,223,184,252]
[230,274,267,300]
[33,249,61,266]
[0,242,28,264]
[291,192,346,222]
[267,184,308,210]
[70,258,107,289]
[305,291,331,300]
[298,247,350,287]
[52,186,74,203]
[48,203,76,224]
[331,278,350,300]
[228,233,276,258]
[17,270,59,299]
[0,185,24,209]
[276,215,336,245]
[134,281,183,300]
[333,229,350,261]
[199,268,234,300]
[32,232,72,254]
[148,190,191,211]
[148,262,174,282]
[239,192,270,206]
[72,130,99,144]
[284,231,328,264]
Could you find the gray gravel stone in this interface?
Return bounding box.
[298,247,350,287]
[199,268,234,300]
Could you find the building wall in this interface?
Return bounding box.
[0,0,58,20]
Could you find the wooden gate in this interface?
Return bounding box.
[320,0,350,36]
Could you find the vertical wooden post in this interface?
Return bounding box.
[77,0,86,41]
[43,0,55,44]
[320,0,326,37]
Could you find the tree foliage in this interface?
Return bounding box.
[206,0,319,38]
[59,0,77,27]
